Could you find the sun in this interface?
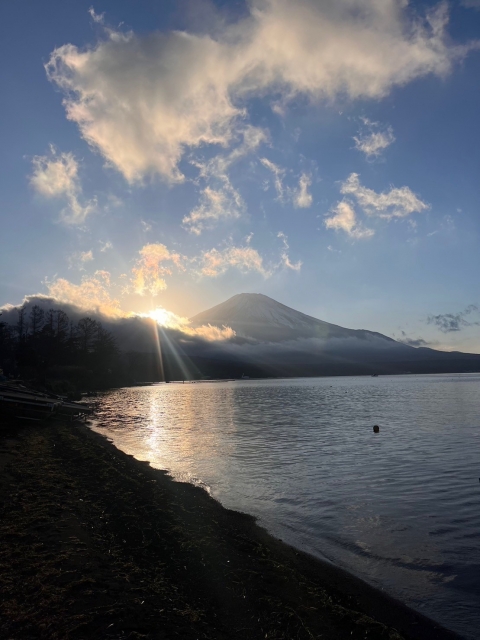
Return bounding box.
[143,307,189,330]
[148,308,172,326]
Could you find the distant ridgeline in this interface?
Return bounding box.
[1,294,480,388]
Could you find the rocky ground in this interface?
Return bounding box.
[0,419,461,640]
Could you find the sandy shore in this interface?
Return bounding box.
[0,419,462,640]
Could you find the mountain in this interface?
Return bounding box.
[190,293,395,343]
[188,293,480,377]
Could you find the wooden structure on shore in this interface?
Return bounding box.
[0,383,92,422]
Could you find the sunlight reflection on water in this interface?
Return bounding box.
[91,374,480,639]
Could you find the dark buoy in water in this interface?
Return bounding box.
[373,425,380,433]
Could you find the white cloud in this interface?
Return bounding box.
[354,119,395,158]
[183,182,244,235]
[326,173,428,238]
[292,173,312,208]
[199,245,271,278]
[325,200,374,239]
[143,307,236,341]
[46,30,243,184]
[189,324,236,341]
[30,148,78,197]
[30,147,95,224]
[81,249,93,262]
[131,243,185,295]
[46,270,122,316]
[198,233,301,277]
[340,173,429,219]
[46,1,473,183]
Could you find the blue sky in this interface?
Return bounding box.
[1,0,480,351]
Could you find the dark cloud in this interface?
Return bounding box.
[427,305,479,333]
[401,337,431,347]
[397,330,436,348]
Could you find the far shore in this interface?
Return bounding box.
[0,418,463,640]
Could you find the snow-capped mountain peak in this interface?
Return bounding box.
[190,293,392,343]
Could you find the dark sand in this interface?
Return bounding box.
[0,419,462,640]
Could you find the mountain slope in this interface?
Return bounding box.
[190,293,395,343]
[188,293,480,376]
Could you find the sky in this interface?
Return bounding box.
[1,0,480,352]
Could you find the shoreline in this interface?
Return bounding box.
[0,419,463,639]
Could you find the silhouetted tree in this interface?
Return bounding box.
[44,309,55,336]
[0,314,15,375]
[16,307,27,341]
[77,317,98,354]
[55,310,69,339]
[29,305,45,336]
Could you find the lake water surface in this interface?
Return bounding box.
[90,374,480,639]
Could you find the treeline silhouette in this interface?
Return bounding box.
[0,305,127,396]
[0,304,203,393]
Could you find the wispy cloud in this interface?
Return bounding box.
[99,240,113,252]
[30,146,96,224]
[277,232,302,271]
[46,1,473,183]
[68,249,94,270]
[340,173,429,219]
[260,158,285,200]
[354,118,395,159]
[427,305,480,333]
[292,173,312,208]
[88,7,105,23]
[402,337,430,347]
[324,201,374,239]
[183,183,244,235]
[461,0,480,9]
[183,127,267,234]
[260,161,312,208]
[398,330,436,347]
[131,243,185,295]
[427,214,455,237]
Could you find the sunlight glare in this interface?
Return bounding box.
[143,307,190,330]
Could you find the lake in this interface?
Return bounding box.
[90,374,480,639]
